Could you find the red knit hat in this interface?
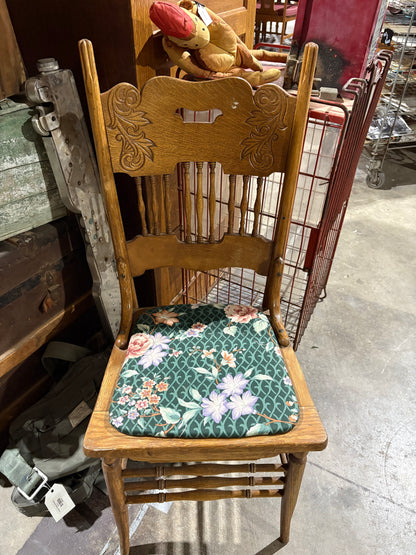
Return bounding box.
[150,1,195,39]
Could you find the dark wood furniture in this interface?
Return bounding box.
[255,0,298,45]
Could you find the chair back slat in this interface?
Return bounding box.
[101,77,296,177]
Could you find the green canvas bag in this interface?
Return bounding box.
[0,343,109,516]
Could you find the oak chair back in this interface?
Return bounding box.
[80,38,317,349]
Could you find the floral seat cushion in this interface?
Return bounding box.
[110,304,299,438]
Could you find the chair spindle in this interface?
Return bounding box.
[196,162,204,243]
[150,175,159,235]
[252,176,264,237]
[239,175,249,235]
[183,162,192,243]
[163,174,171,234]
[134,177,148,236]
[228,174,236,234]
[208,161,217,243]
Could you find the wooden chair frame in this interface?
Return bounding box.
[79,37,326,554]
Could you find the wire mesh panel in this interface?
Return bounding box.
[172,103,346,347]
[172,52,391,349]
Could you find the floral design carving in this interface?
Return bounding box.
[241,86,289,172]
[107,84,155,171]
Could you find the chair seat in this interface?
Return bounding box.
[110,304,299,439]
[256,3,298,17]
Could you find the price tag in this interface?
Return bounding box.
[44,484,75,522]
[197,3,212,26]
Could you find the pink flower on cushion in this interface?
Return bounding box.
[127,333,152,358]
[136,400,149,410]
[225,305,258,323]
[155,381,168,392]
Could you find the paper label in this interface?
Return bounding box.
[44,484,75,522]
[68,400,92,428]
[197,3,213,26]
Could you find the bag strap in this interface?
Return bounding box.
[0,448,48,499]
[69,462,102,505]
[41,341,92,376]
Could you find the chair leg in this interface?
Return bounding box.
[280,452,307,544]
[103,458,130,555]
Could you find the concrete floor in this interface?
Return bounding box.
[0,156,415,554]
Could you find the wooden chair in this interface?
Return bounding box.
[255,1,298,45]
[79,38,326,554]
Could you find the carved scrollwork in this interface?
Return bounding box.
[241,86,289,172]
[107,84,155,171]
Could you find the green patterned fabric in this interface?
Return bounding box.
[110,304,299,438]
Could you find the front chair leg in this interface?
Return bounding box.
[102,458,130,555]
[280,452,308,544]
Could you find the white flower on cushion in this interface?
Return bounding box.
[221,350,236,368]
[218,373,248,396]
[201,348,216,359]
[126,333,152,358]
[111,416,124,428]
[226,391,258,420]
[139,346,169,369]
[283,375,292,386]
[149,332,171,350]
[225,305,258,323]
[201,391,228,424]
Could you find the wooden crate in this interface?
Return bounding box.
[0,98,66,241]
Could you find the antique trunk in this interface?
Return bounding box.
[0,218,99,447]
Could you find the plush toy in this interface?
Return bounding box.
[149,0,286,86]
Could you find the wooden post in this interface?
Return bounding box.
[280,452,308,544]
[102,458,130,555]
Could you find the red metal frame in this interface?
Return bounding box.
[174,51,391,349]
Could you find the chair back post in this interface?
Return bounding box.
[79,39,135,349]
[265,42,318,346]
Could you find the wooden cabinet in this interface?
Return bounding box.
[7,1,255,94]
[0,0,25,100]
